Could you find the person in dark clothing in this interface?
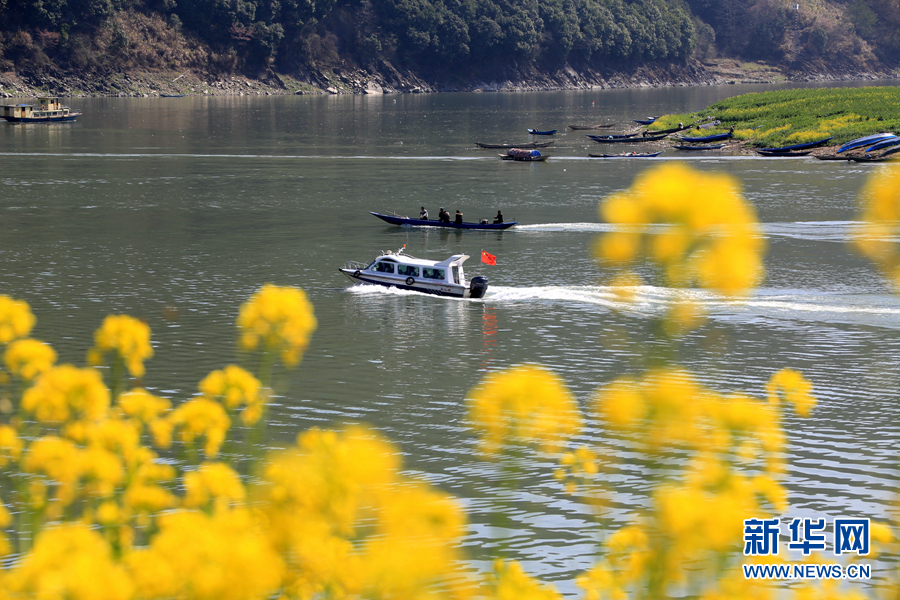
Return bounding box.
[454,210,463,224]
[439,208,450,223]
[493,210,504,224]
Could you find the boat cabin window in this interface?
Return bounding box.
[397,265,419,277]
[451,266,460,284]
[423,268,445,280]
[372,261,395,273]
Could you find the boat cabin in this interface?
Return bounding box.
[365,253,470,287]
[0,104,31,121]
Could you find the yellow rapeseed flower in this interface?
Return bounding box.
[117,387,171,423]
[5,524,133,600]
[0,296,35,344]
[852,164,900,290]
[489,560,563,600]
[183,461,246,510]
[4,338,56,380]
[88,314,153,378]
[596,163,765,297]
[467,365,581,456]
[0,424,22,467]
[199,364,264,425]
[167,397,231,457]
[766,368,816,417]
[237,284,317,367]
[21,364,110,424]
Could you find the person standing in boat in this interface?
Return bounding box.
[420,207,428,220]
[454,210,463,225]
[493,210,504,224]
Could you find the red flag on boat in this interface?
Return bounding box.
[481,250,497,265]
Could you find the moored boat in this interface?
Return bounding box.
[370,212,517,230]
[588,151,662,158]
[756,137,833,153]
[865,136,900,152]
[587,133,638,140]
[633,117,658,125]
[339,245,489,299]
[591,134,667,143]
[475,141,554,149]
[673,143,726,150]
[568,124,615,130]
[1,97,82,122]
[527,128,557,135]
[500,148,547,161]
[837,133,896,154]
[676,132,733,143]
[755,149,812,157]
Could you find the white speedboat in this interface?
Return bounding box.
[340,246,489,299]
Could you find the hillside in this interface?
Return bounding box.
[0,0,898,96]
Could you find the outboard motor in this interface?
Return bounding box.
[469,276,489,299]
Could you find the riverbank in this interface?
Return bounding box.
[1,56,898,99]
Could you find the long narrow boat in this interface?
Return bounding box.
[588,151,662,158]
[370,212,517,230]
[814,155,854,161]
[848,155,897,163]
[568,124,615,130]
[587,133,639,140]
[676,132,733,143]
[591,134,668,143]
[865,136,900,152]
[527,128,557,135]
[475,141,555,149]
[757,137,833,153]
[633,117,658,125]
[755,150,812,157]
[837,133,896,153]
[673,143,725,150]
[649,124,691,135]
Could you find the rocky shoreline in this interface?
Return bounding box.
[1,57,898,99]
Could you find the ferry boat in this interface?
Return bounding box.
[1,97,82,122]
[340,246,489,299]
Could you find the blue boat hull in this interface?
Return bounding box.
[837,133,897,153]
[370,212,516,230]
[527,129,557,135]
[757,137,832,153]
[676,132,733,143]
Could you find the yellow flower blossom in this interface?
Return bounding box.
[0,424,22,467]
[21,364,110,424]
[467,365,581,456]
[4,524,133,600]
[88,314,153,378]
[237,284,317,367]
[853,164,900,289]
[117,387,171,424]
[184,461,246,510]
[123,462,177,515]
[167,397,231,457]
[596,163,765,296]
[4,338,56,380]
[127,508,283,600]
[766,368,816,417]
[488,560,563,600]
[199,364,265,425]
[0,296,35,344]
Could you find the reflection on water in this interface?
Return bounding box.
[2,86,899,594]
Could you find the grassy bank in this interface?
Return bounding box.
[650,86,900,148]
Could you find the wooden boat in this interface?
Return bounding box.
[527,128,557,135]
[755,150,812,157]
[591,134,668,143]
[848,155,898,163]
[500,148,547,161]
[587,133,639,140]
[160,94,186,98]
[0,97,81,122]
[340,246,490,299]
[588,151,662,158]
[837,133,896,154]
[370,212,517,230]
[676,132,733,143]
[475,141,554,149]
[633,117,658,125]
[757,137,833,153]
[568,124,615,130]
[673,143,725,150]
[814,154,854,161]
[649,124,691,135]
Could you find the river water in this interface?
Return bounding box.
[1,83,899,592]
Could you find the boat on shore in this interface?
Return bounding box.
[568,124,615,130]
[676,132,733,143]
[591,134,668,143]
[370,212,516,230]
[756,137,833,153]
[673,143,726,150]
[633,117,658,125]
[588,151,662,158]
[755,149,812,157]
[1,97,82,122]
[837,133,896,153]
[339,245,489,299]
[587,133,639,140]
[475,141,554,149]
